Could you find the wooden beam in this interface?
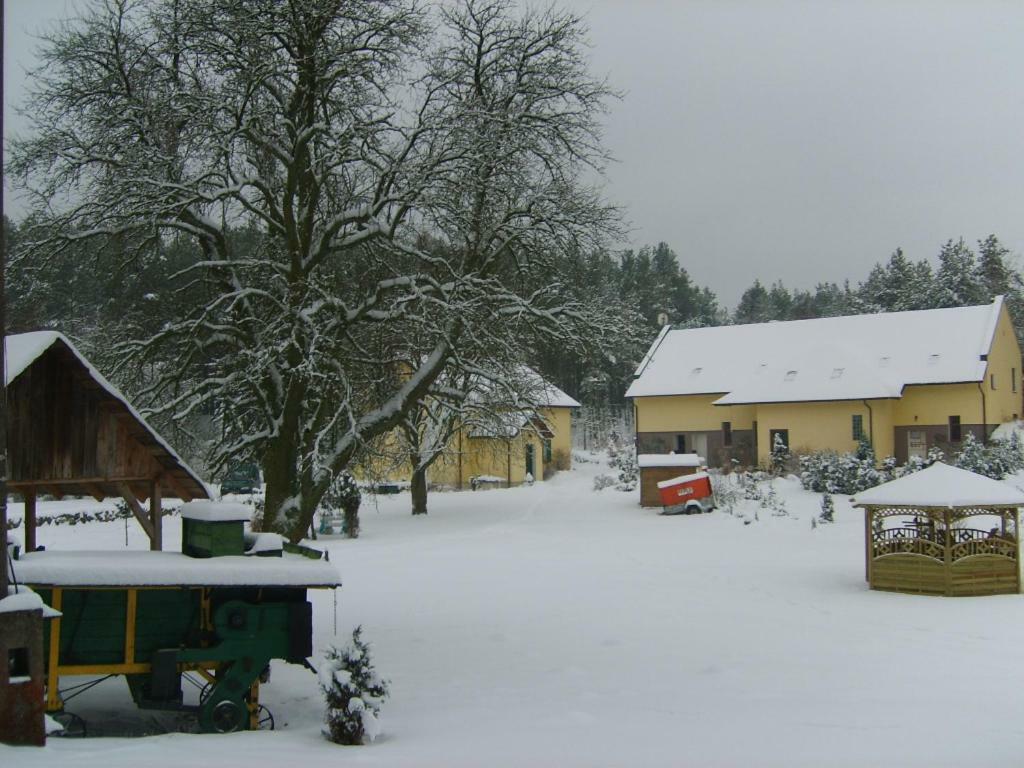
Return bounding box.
[9,476,153,488]
[84,483,106,502]
[161,471,196,502]
[149,477,162,551]
[24,488,37,553]
[119,482,155,541]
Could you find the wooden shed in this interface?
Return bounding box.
[852,462,1024,596]
[638,453,704,507]
[6,332,209,551]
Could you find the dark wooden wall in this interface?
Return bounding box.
[8,345,161,486]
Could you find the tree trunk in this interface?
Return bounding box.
[411,466,428,515]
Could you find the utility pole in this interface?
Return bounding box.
[1,0,10,599]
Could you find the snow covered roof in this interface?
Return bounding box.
[1,585,62,617]
[626,298,1005,404]
[537,378,581,409]
[638,453,703,468]
[5,331,209,501]
[851,462,1024,508]
[14,550,341,588]
[180,501,251,522]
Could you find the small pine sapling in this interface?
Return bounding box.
[320,626,390,745]
[770,434,790,476]
[819,494,835,524]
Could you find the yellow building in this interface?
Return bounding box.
[626,298,1022,468]
[428,401,577,489]
[365,373,579,489]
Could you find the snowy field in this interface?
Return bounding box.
[5,456,1024,767]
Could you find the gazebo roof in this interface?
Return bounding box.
[852,462,1024,509]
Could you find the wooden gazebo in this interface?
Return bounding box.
[852,463,1024,596]
[6,332,209,551]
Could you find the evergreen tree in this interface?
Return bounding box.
[768,281,793,320]
[319,627,390,745]
[770,433,790,475]
[819,493,835,524]
[933,238,986,307]
[734,280,773,324]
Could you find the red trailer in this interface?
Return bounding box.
[656,471,714,515]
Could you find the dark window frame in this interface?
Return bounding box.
[675,434,686,453]
[722,421,733,447]
[852,414,864,441]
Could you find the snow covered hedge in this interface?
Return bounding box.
[799,433,1024,494]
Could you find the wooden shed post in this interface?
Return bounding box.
[24,488,37,553]
[149,478,162,551]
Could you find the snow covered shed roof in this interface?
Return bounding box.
[638,453,703,468]
[626,298,1005,404]
[14,550,341,589]
[851,462,1024,508]
[5,331,209,502]
[180,501,251,522]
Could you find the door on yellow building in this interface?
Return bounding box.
[691,433,708,462]
[908,430,927,460]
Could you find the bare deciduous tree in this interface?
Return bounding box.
[10,0,620,541]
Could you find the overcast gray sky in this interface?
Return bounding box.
[5,0,1024,306]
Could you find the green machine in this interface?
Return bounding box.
[12,502,340,733]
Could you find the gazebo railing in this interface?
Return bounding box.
[872,526,1016,562]
[949,531,1016,561]
[872,527,945,560]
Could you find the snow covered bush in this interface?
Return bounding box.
[899,446,946,476]
[819,494,835,524]
[320,627,390,745]
[953,432,1024,479]
[710,472,740,516]
[592,473,617,491]
[322,472,362,539]
[611,452,638,492]
[798,450,885,494]
[734,471,787,519]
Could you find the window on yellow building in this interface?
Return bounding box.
[852,414,864,441]
[991,374,996,389]
[948,415,961,442]
[675,435,686,452]
[543,439,552,463]
[1013,367,1018,393]
[722,422,732,447]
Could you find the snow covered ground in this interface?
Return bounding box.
[5,455,1024,767]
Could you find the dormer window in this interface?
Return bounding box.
[784,370,797,381]
[830,368,844,379]
[879,356,890,367]
[928,354,940,366]
[690,367,702,376]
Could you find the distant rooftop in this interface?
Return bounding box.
[626,298,1005,404]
